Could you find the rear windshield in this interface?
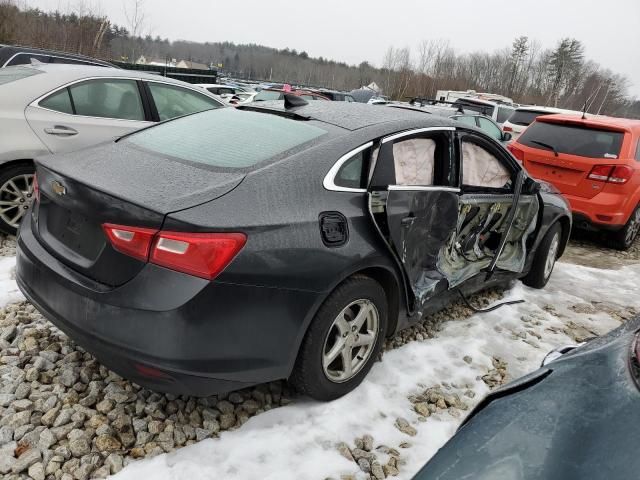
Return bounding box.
[519,121,624,159]
[0,66,42,85]
[509,110,548,126]
[125,108,327,169]
[496,106,515,123]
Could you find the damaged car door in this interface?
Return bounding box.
[368,127,459,312]
[439,131,539,286]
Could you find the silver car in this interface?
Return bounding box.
[0,64,225,233]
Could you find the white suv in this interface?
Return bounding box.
[502,106,584,140]
[451,97,515,127]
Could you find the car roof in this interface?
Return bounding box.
[241,101,460,131]
[536,114,640,134]
[0,44,114,67]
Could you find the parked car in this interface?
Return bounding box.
[508,114,640,249]
[387,103,513,144]
[313,89,356,102]
[0,64,224,234]
[413,315,640,479]
[0,44,113,68]
[452,97,515,126]
[196,83,257,105]
[16,101,571,401]
[252,88,329,101]
[196,83,244,96]
[502,105,584,140]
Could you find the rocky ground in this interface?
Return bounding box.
[0,232,638,479]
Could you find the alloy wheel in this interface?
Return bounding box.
[322,299,379,383]
[544,232,560,279]
[624,209,640,246]
[0,174,34,229]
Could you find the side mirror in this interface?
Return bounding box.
[524,177,541,194]
[502,132,513,142]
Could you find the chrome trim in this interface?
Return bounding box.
[323,141,373,193]
[381,126,455,144]
[29,76,223,120]
[2,51,107,68]
[388,185,460,193]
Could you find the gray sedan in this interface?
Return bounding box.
[0,64,224,233]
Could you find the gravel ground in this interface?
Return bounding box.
[0,231,638,479]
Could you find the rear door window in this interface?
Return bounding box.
[148,82,222,121]
[393,138,436,185]
[125,108,327,170]
[519,122,624,159]
[69,79,145,121]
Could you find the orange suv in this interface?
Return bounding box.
[508,114,640,250]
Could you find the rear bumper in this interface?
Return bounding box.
[16,219,323,396]
[564,192,629,231]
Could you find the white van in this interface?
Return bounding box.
[451,97,516,127]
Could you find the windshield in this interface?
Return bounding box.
[509,110,549,126]
[254,90,283,101]
[0,66,42,85]
[519,121,624,159]
[126,107,327,169]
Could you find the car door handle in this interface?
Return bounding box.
[44,126,78,136]
[401,216,416,226]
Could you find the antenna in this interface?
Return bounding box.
[582,101,587,120]
[283,93,308,109]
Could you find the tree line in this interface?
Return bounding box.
[1,0,638,118]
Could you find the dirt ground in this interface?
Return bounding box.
[560,229,640,270]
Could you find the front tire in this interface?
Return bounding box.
[523,222,562,289]
[0,163,35,235]
[607,206,640,251]
[291,275,388,401]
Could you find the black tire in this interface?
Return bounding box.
[522,222,562,289]
[290,275,388,401]
[607,206,640,251]
[0,162,35,236]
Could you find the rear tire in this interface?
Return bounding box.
[607,206,640,251]
[290,275,387,401]
[0,163,35,236]
[522,222,562,289]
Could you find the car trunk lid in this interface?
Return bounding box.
[33,143,244,286]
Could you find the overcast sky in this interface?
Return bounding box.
[27,0,640,96]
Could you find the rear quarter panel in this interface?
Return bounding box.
[0,105,49,163]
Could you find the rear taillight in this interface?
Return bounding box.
[587,165,633,184]
[503,126,513,132]
[507,144,524,161]
[102,224,246,280]
[150,231,246,280]
[32,174,40,203]
[102,224,157,261]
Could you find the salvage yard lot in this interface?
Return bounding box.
[0,234,639,480]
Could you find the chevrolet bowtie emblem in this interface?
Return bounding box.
[52,180,66,196]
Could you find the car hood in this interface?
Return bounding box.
[415,316,640,480]
[36,141,245,215]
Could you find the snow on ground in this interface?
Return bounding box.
[0,255,24,308]
[112,259,640,480]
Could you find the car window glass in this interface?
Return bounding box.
[477,117,503,140]
[0,66,42,85]
[335,150,366,189]
[39,88,73,114]
[509,110,545,126]
[126,108,327,170]
[254,90,282,101]
[148,83,221,121]
[393,138,435,186]
[635,139,640,161]
[518,122,624,158]
[496,106,515,124]
[455,115,477,127]
[462,139,511,189]
[69,79,144,121]
[345,96,355,103]
[6,53,50,66]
